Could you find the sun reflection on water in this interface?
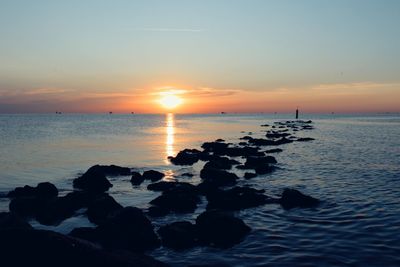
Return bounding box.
[165,113,175,164]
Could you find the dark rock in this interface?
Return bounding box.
[244,172,257,179]
[87,195,123,225]
[261,124,269,127]
[147,181,196,192]
[296,137,315,142]
[245,156,277,168]
[280,188,320,209]
[0,212,32,230]
[199,167,238,187]
[69,227,99,243]
[255,165,275,175]
[215,139,225,142]
[142,170,165,182]
[169,149,201,166]
[206,187,274,211]
[147,206,170,217]
[195,211,251,248]
[97,207,160,252]
[158,221,198,250]
[201,141,229,154]
[9,197,39,217]
[203,156,239,170]
[266,132,291,138]
[265,148,283,153]
[7,182,58,199]
[150,186,200,214]
[7,185,36,198]
[73,171,112,193]
[84,164,132,176]
[130,172,144,185]
[0,228,167,267]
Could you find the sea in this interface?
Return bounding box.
[0,113,399,266]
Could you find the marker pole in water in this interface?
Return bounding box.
[296,108,299,119]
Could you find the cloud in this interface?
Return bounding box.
[133,28,204,33]
[152,86,241,98]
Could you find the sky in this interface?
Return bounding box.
[0,0,399,113]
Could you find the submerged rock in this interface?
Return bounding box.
[244,172,257,179]
[130,172,144,185]
[147,181,196,192]
[142,170,165,182]
[169,149,201,165]
[73,171,112,193]
[264,148,283,153]
[150,186,200,214]
[158,221,198,250]
[199,167,238,187]
[87,194,123,225]
[84,165,132,176]
[195,210,251,248]
[280,188,320,209]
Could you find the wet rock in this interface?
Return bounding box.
[206,187,274,211]
[266,132,291,138]
[97,207,160,252]
[261,124,269,127]
[130,172,144,185]
[199,167,238,187]
[9,197,39,217]
[244,156,277,168]
[168,149,201,166]
[244,172,257,179]
[248,137,293,146]
[147,206,169,217]
[147,181,196,192]
[201,141,229,154]
[203,156,239,170]
[280,188,320,209]
[0,212,32,230]
[150,186,200,214]
[73,171,112,193]
[158,221,198,250]
[0,228,167,267]
[84,164,132,176]
[255,164,275,175]
[195,210,251,248]
[69,227,99,243]
[265,148,283,153]
[7,182,58,199]
[142,170,165,182]
[87,194,123,225]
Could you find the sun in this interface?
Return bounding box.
[159,94,183,109]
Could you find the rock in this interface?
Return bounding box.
[201,142,229,154]
[150,186,200,214]
[264,148,283,153]
[195,211,251,248]
[87,194,123,225]
[169,149,201,165]
[248,137,293,146]
[142,170,165,182]
[244,156,277,168]
[69,227,99,243]
[255,165,275,175]
[244,172,257,179]
[84,165,132,176]
[158,221,198,250]
[147,206,170,217]
[199,167,238,187]
[0,212,32,230]
[130,172,144,185]
[280,188,320,209]
[206,187,274,211]
[0,228,167,267]
[266,132,291,138]
[203,156,239,170]
[215,138,225,142]
[73,171,112,193]
[96,207,160,252]
[9,197,39,217]
[147,181,196,192]
[7,182,58,199]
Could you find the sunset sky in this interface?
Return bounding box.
[0,0,399,113]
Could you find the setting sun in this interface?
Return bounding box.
[159,94,183,109]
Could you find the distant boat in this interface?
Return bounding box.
[131,112,134,114]
[109,111,113,114]
[221,112,226,114]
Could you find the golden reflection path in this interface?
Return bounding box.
[165,113,175,165]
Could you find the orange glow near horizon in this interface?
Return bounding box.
[158,89,184,110]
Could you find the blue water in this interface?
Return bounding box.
[0,113,399,266]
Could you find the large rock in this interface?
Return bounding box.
[84,165,132,176]
[206,187,275,211]
[7,182,58,199]
[0,228,167,267]
[69,227,99,243]
[147,181,196,192]
[203,156,240,170]
[130,172,144,185]
[244,156,277,168]
[96,207,160,252]
[280,188,320,209]
[158,221,198,250]
[168,149,201,165]
[150,186,200,214]
[142,170,165,182]
[87,194,123,225]
[73,171,112,193]
[195,211,251,248]
[199,167,238,187]
[0,212,32,230]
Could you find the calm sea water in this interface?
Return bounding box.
[0,113,399,266]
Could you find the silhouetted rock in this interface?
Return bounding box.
[84,164,132,176]
[244,172,257,179]
[169,149,201,165]
[215,138,225,142]
[0,212,32,230]
[97,207,160,252]
[201,141,229,154]
[7,182,58,199]
[73,171,112,193]
[244,156,277,169]
[150,186,200,214]
[265,148,283,153]
[142,170,165,182]
[280,188,320,209]
[206,187,274,211]
[200,167,238,187]
[69,227,99,243]
[196,211,251,248]
[296,137,315,142]
[248,137,293,146]
[147,206,169,217]
[130,172,144,185]
[266,132,291,138]
[0,228,167,267]
[87,194,123,225]
[147,181,196,192]
[158,221,198,250]
[9,197,39,217]
[255,165,275,175]
[203,156,240,170]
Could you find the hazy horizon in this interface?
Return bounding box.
[1,0,399,113]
